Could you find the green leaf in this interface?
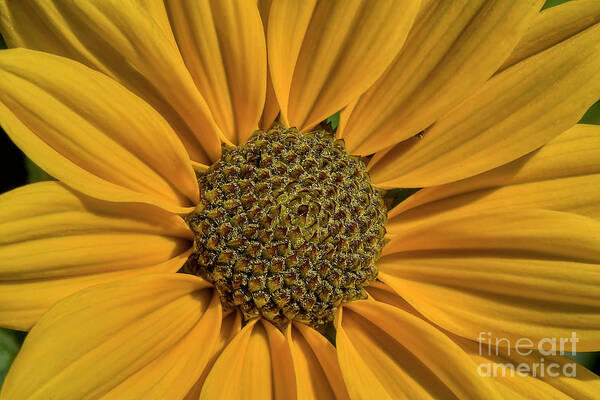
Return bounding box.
[566,352,598,370]
[0,329,22,388]
[386,188,421,209]
[542,0,573,10]
[325,112,340,131]
[580,100,600,125]
[25,157,53,183]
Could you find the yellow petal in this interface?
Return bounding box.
[184,311,242,400]
[258,0,280,130]
[268,0,420,130]
[0,255,191,332]
[369,18,600,188]
[500,0,600,71]
[260,75,280,131]
[287,322,349,400]
[368,284,600,399]
[365,281,417,313]
[200,319,296,400]
[262,320,297,400]
[341,0,544,155]
[0,180,192,280]
[0,49,200,213]
[456,336,600,400]
[336,301,502,399]
[266,0,314,128]
[165,0,267,144]
[387,124,600,235]
[380,209,600,351]
[0,182,193,330]
[0,0,223,163]
[0,274,215,400]
[102,291,222,399]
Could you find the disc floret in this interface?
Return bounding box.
[185,126,386,329]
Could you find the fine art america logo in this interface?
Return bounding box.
[477,331,580,378]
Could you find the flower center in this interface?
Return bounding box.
[184,126,386,330]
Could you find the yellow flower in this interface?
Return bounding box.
[1,0,600,399]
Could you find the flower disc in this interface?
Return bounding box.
[185,126,386,329]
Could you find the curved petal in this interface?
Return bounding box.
[268,0,420,130]
[200,319,296,400]
[341,0,544,155]
[102,291,222,399]
[0,182,193,330]
[369,18,600,188]
[184,311,242,400]
[387,124,600,234]
[365,281,418,313]
[0,274,217,400]
[368,283,600,399]
[456,336,600,400]
[0,49,200,213]
[287,323,349,400]
[165,0,266,144]
[500,0,600,71]
[0,0,223,162]
[380,209,600,351]
[336,300,502,399]
[258,0,280,130]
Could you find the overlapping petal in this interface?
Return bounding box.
[268,0,420,130]
[0,0,223,162]
[456,336,600,399]
[369,282,600,399]
[200,319,296,399]
[380,208,600,351]
[500,0,600,70]
[165,0,266,144]
[387,124,600,234]
[0,49,200,213]
[0,182,193,330]
[369,15,600,187]
[0,274,218,400]
[258,0,279,130]
[287,322,349,400]
[336,299,501,399]
[184,311,242,400]
[340,0,544,155]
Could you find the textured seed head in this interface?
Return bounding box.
[184,126,386,330]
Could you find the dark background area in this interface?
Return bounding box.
[0,126,27,193]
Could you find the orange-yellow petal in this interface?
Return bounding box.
[102,291,222,399]
[0,182,193,330]
[0,0,223,163]
[287,322,349,400]
[341,0,544,155]
[0,274,216,400]
[336,300,501,399]
[184,311,242,400]
[387,124,600,234]
[369,282,600,399]
[200,319,296,399]
[165,0,267,144]
[456,336,600,399]
[369,17,600,188]
[500,0,600,71]
[258,0,280,130]
[0,49,199,213]
[380,208,600,351]
[268,0,420,130]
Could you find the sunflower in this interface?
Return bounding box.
[1,0,600,398]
